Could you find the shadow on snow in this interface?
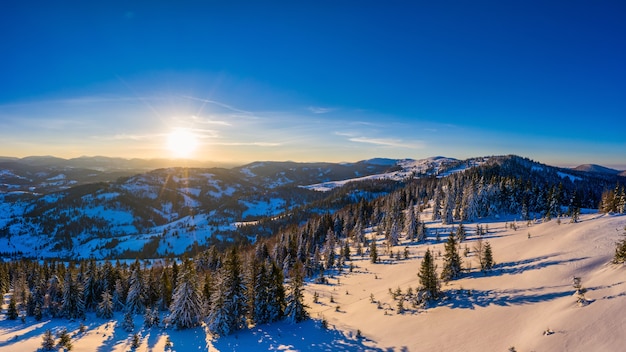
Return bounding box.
[210,319,390,352]
[440,285,573,310]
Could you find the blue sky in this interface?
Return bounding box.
[1,1,625,168]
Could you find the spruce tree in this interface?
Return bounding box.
[405,204,417,241]
[208,247,248,336]
[158,268,173,311]
[202,272,214,317]
[122,309,135,332]
[125,261,145,314]
[284,261,309,323]
[41,329,56,351]
[61,267,86,320]
[267,261,286,323]
[440,232,463,282]
[481,241,494,271]
[168,259,203,329]
[369,238,378,264]
[456,224,466,242]
[97,291,114,319]
[252,261,271,325]
[46,274,63,318]
[612,227,626,264]
[7,295,18,320]
[342,241,351,261]
[57,328,72,350]
[83,259,99,312]
[417,249,439,301]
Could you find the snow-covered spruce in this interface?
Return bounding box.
[167,259,203,329]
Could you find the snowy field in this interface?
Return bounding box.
[1,212,625,351]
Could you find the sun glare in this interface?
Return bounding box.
[166,129,199,158]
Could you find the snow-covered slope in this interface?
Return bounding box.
[2,212,624,351]
[303,212,626,351]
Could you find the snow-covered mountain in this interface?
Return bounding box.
[0,155,623,260]
[0,158,414,259]
[301,156,482,191]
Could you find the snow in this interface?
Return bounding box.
[240,198,286,219]
[303,212,626,352]
[46,174,66,181]
[239,167,257,178]
[1,212,625,351]
[302,156,470,192]
[96,192,120,201]
[558,171,582,182]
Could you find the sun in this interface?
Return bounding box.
[166,129,199,158]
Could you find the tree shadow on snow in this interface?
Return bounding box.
[0,319,54,349]
[440,285,573,310]
[210,319,392,352]
[468,254,590,277]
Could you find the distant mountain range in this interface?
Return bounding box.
[0,154,624,260]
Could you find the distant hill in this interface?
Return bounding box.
[572,164,621,175]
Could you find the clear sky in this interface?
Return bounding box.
[1,1,625,168]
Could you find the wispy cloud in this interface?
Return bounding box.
[94,133,162,141]
[190,115,232,126]
[308,106,335,114]
[335,132,424,149]
[180,95,256,117]
[212,141,283,147]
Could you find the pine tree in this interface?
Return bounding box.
[267,261,286,323]
[41,329,56,351]
[481,241,494,271]
[442,182,455,225]
[46,274,63,318]
[208,247,248,336]
[122,309,135,332]
[612,227,626,264]
[7,295,18,320]
[131,333,141,349]
[284,261,309,323]
[342,241,351,261]
[61,267,86,320]
[456,224,466,242]
[417,249,439,301]
[202,272,214,317]
[34,301,43,321]
[323,229,336,270]
[144,307,154,328]
[369,238,378,264]
[387,221,400,247]
[97,291,114,319]
[151,307,160,327]
[252,261,271,325]
[432,183,442,221]
[57,328,72,350]
[441,232,463,282]
[125,261,145,314]
[158,267,173,311]
[168,259,203,329]
[83,259,99,312]
[405,204,417,241]
[573,276,588,306]
[112,279,126,312]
